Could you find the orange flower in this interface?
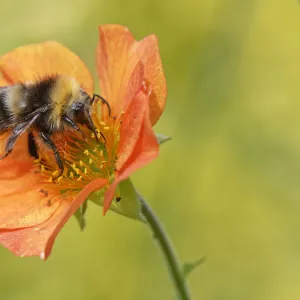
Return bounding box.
[0,25,166,259]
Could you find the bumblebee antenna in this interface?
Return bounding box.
[92,94,111,117]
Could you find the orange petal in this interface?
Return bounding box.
[96,25,167,124]
[0,168,60,229]
[0,133,59,229]
[97,25,135,117]
[130,35,167,125]
[104,91,159,214]
[0,178,108,259]
[116,90,148,170]
[121,61,144,114]
[0,41,94,96]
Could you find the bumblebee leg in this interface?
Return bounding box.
[39,132,64,179]
[28,131,38,159]
[62,116,87,140]
[85,108,100,143]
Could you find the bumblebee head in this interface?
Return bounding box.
[67,91,111,143]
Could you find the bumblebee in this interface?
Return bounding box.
[0,75,110,178]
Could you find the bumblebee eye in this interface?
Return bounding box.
[73,107,87,124]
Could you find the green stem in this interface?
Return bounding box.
[140,195,192,300]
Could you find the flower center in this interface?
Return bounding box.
[34,110,120,195]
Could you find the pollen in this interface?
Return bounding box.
[34,112,119,194]
[52,170,60,177]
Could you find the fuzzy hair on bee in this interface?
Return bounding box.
[0,75,111,179]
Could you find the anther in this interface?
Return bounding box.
[52,170,60,177]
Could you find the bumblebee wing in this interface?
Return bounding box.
[0,112,41,159]
[0,130,11,156]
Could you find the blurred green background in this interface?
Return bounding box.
[1,0,300,299]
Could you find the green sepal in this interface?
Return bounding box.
[156,133,172,145]
[88,178,145,222]
[74,201,88,231]
[183,257,206,278]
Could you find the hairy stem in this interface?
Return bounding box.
[140,195,192,300]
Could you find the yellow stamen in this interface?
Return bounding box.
[52,170,60,177]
